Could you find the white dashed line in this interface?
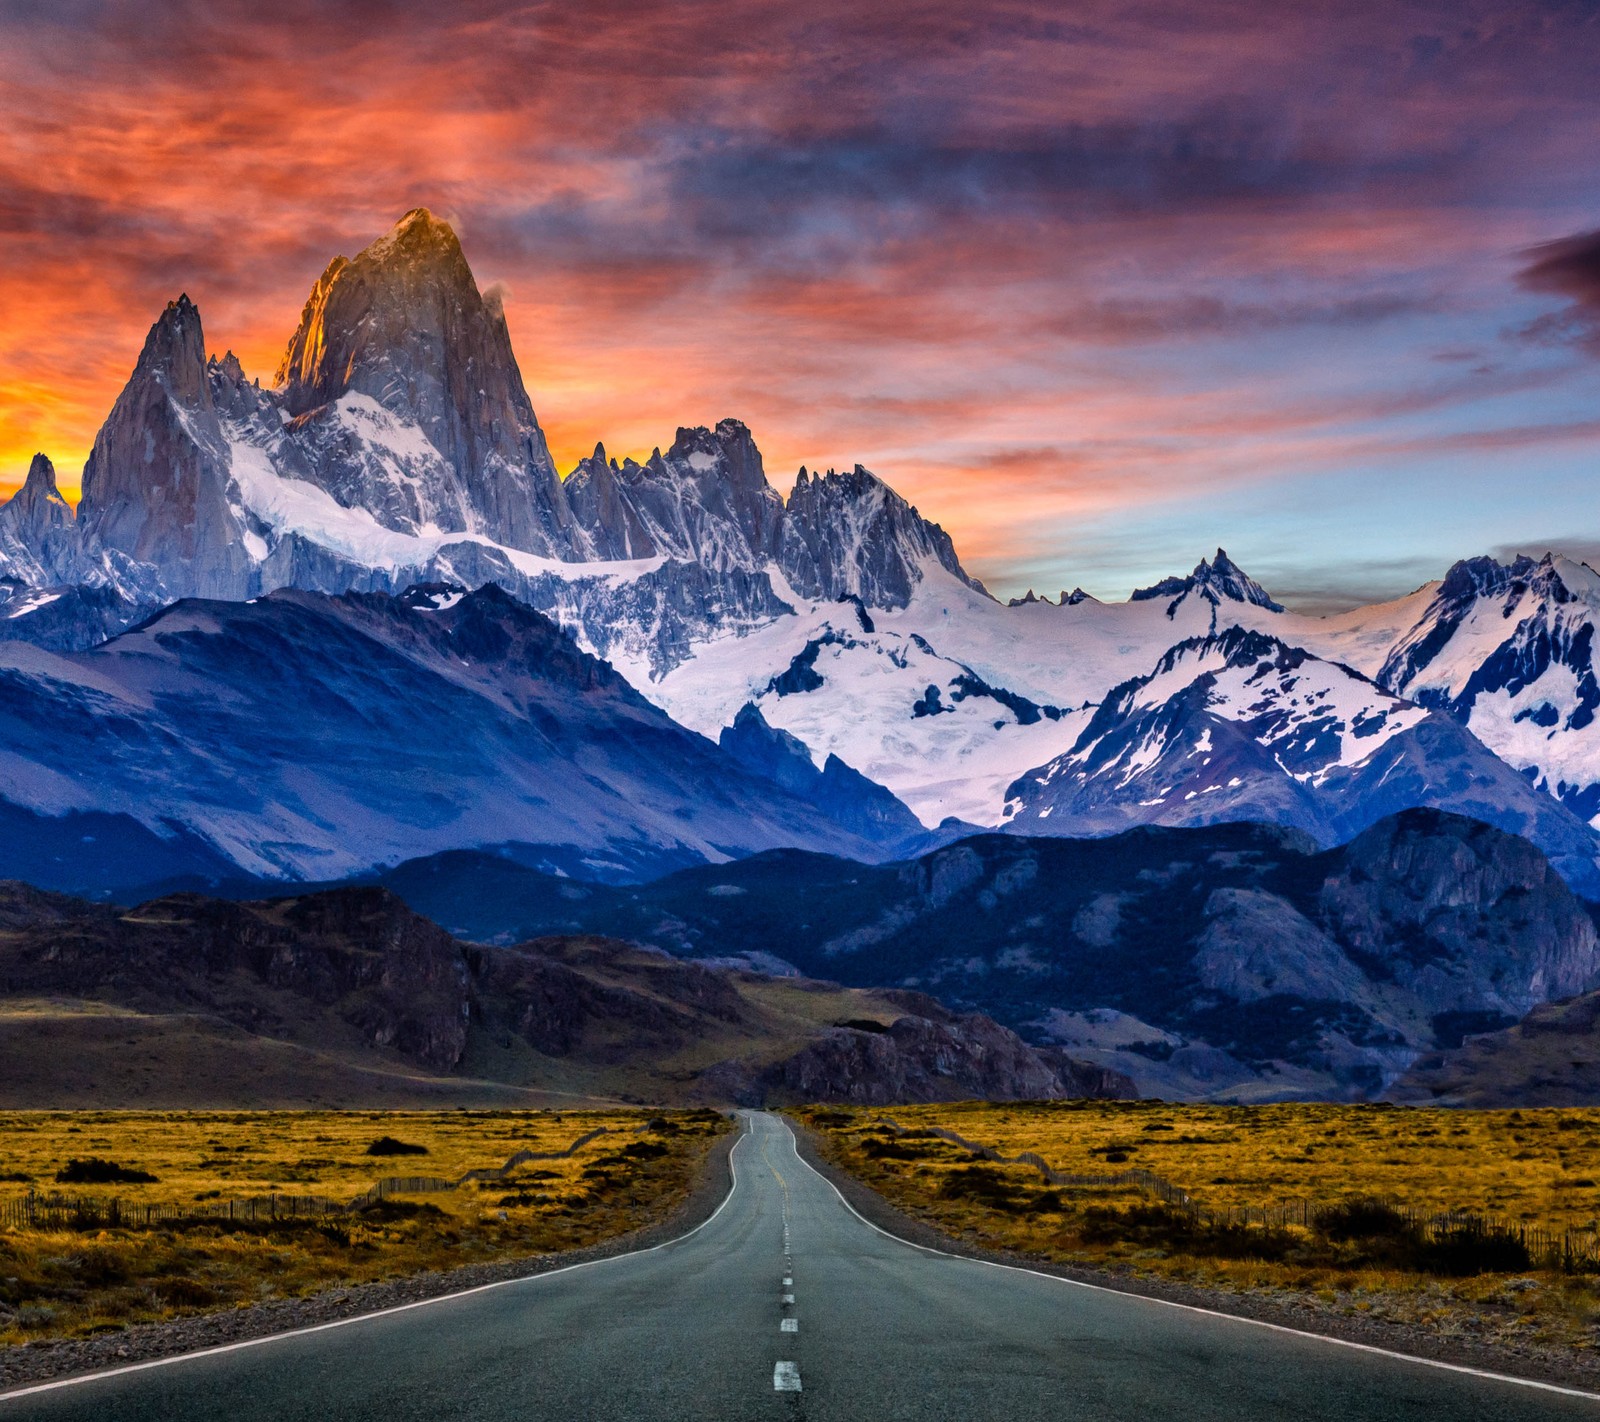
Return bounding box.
[783,1276,792,1285]
[782,1293,795,1304]
[774,1361,802,1391]
[781,1318,799,1333]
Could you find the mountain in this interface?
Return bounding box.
[76,295,254,601]
[716,702,934,852]
[369,810,1600,1102]
[7,208,1600,895]
[9,211,986,677]
[0,454,74,586]
[0,880,1133,1108]
[0,582,921,895]
[1130,547,1285,616]
[998,625,1600,895]
[1360,554,1600,827]
[274,207,577,557]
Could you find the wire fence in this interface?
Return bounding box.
[0,1124,633,1233]
[865,1116,1600,1273]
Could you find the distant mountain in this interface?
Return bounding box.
[0,211,983,676]
[0,881,1132,1108]
[999,625,1600,895]
[0,583,920,894]
[1130,547,1284,615]
[371,810,1600,1102]
[1367,553,1600,826]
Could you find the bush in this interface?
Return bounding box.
[1416,1224,1532,1277]
[365,1137,429,1157]
[859,1136,924,1161]
[1315,1198,1412,1244]
[54,1158,158,1184]
[936,1166,1029,1212]
[622,1141,669,1160]
[1078,1204,1298,1262]
[357,1199,444,1222]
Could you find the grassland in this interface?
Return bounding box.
[0,1107,728,1348]
[797,1100,1600,1357]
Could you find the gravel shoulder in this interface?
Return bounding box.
[786,1117,1600,1397]
[0,1117,741,1396]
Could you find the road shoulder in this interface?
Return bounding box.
[0,1116,742,1397]
[786,1116,1600,1396]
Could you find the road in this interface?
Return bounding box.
[2,1111,1596,1420]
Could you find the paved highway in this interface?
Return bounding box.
[2,1111,1596,1420]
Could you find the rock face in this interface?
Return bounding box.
[0,882,1127,1106]
[779,464,987,605]
[76,296,253,600]
[416,809,1600,1101]
[0,455,75,585]
[275,208,575,555]
[566,420,784,570]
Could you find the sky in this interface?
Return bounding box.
[2,1,1600,610]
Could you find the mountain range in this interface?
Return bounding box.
[0,881,1128,1108]
[345,808,1600,1102]
[6,207,1600,1099]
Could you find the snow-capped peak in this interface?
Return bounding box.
[1131,548,1284,614]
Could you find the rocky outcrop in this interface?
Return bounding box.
[759,1008,1135,1105]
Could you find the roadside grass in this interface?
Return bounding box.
[0,1108,728,1348]
[796,1101,1600,1356]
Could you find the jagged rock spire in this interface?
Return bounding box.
[274,208,578,556]
[76,295,253,599]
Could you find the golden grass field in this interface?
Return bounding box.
[0,1108,728,1347]
[796,1101,1600,1357]
[828,1099,1600,1229]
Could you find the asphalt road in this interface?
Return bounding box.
[2,1111,1597,1420]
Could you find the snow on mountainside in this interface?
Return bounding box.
[1362,554,1600,826]
[0,583,902,894]
[997,626,1600,896]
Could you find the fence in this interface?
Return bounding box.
[865,1116,1600,1273]
[0,1123,635,1233]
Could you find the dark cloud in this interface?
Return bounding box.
[1517,228,1600,351]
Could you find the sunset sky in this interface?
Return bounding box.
[3,1,1600,608]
